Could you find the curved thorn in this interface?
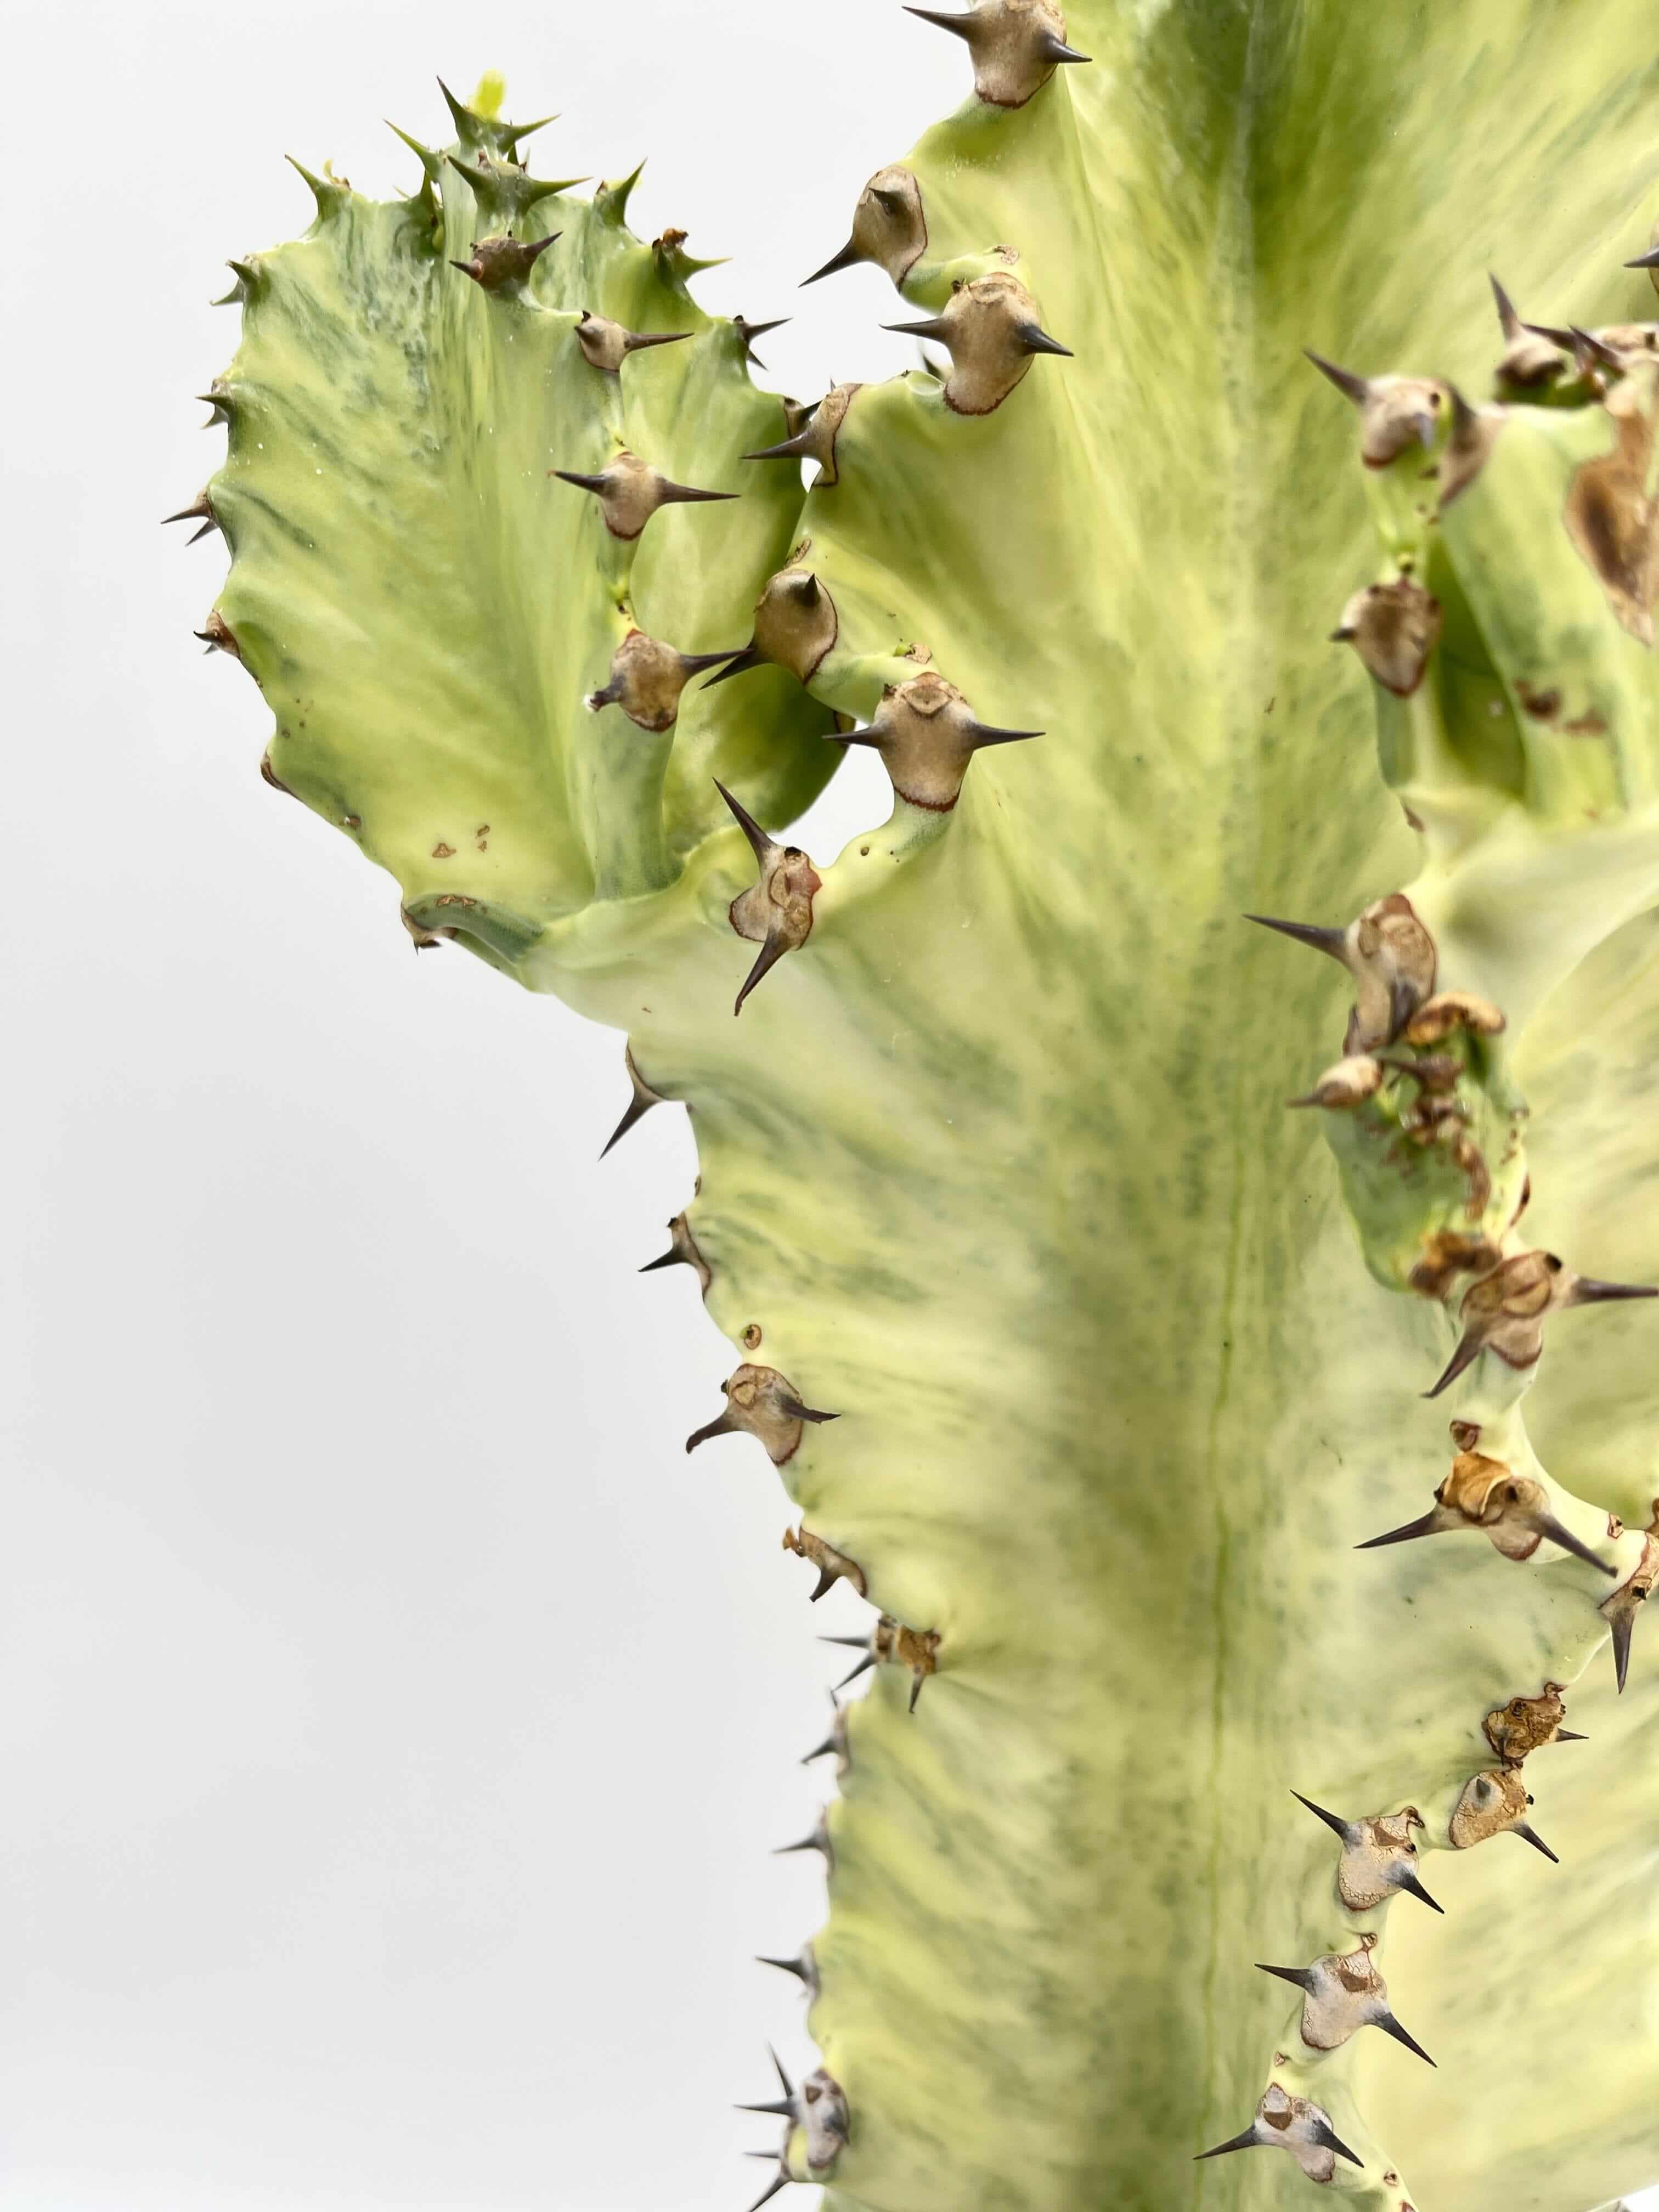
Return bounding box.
[684,1412,736,1454]
[1194,2128,1259,2162]
[1356,1508,1445,1549]
[1514,1821,1560,1864]
[1374,2007,1436,2068]
[776,1395,838,1424]
[702,646,761,690]
[1290,1790,1357,1844]
[1423,1331,1482,1400]
[1537,1515,1618,1576]
[1304,348,1370,404]
[1489,271,1523,338]
[802,240,860,286]
[1017,321,1073,358]
[713,780,772,865]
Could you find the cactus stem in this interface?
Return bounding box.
[599,1045,667,1160]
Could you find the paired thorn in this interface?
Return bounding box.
[449,229,560,291]
[820,1616,942,1709]
[1423,1249,1655,1400]
[886,272,1070,414]
[686,1364,839,1465]
[841,669,1042,811]
[1357,1448,1617,1575]
[1303,348,1448,465]
[1255,1933,1434,2066]
[586,631,745,732]
[1195,2086,1361,2180]
[744,384,861,489]
[574,310,691,375]
[701,568,838,693]
[163,493,219,545]
[904,2,1091,108]
[552,453,737,541]
[715,781,821,1017]
[733,313,789,369]
[1290,1791,1442,1912]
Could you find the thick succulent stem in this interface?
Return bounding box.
[178,10,1659,2209]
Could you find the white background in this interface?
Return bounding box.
[1,3,940,2206]
[2,5,1650,2210]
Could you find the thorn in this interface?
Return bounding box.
[1387,974,1418,1042]
[162,494,215,529]
[1556,1727,1589,1742]
[1395,1865,1444,1913]
[1626,245,1659,269]
[386,120,444,178]
[1304,348,1370,404]
[714,780,774,867]
[1037,32,1091,60]
[600,1046,666,1160]
[735,935,791,1018]
[1608,1607,1634,1694]
[775,1394,838,1425]
[902,5,974,40]
[656,481,741,507]
[1537,1514,1618,1577]
[627,329,691,351]
[833,1654,878,1691]
[1255,1962,1316,1993]
[1514,1821,1559,1864]
[1016,320,1073,357]
[1194,2129,1258,2162]
[735,314,790,367]
[743,428,817,465]
[1489,272,1522,340]
[1570,1277,1658,1305]
[963,720,1045,748]
[802,239,861,286]
[1356,1508,1444,1549]
[551,469,610,495]
[800,1730,840,1766]
[684,1410,737,1454]
[908,1673,926,1713]
[702,647,762,690]
[744,2174,791,2212]
[1570,323,1625,371]
[736,2100,794,2119]
[884,315,950,341]
[1422,1330,1484,1401]
[1243,912,1347,958]
[808,1568,837,1602]
[755,1953,812,1985]
[1374,2008,1436,2067]
[773,1825,829,1859]
[436,76,474,136]
[1290,1790,1355,1844]
[1314,2123,1364,2169]
[639,1248,681,1274]
[817,1636,870,1654]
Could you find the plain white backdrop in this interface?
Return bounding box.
[4,7,1655,2211]
[1,3,949,2207]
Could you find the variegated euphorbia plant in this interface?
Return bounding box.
[176,3,1659,2204]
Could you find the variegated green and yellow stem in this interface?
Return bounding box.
[177,8,1659,2205]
